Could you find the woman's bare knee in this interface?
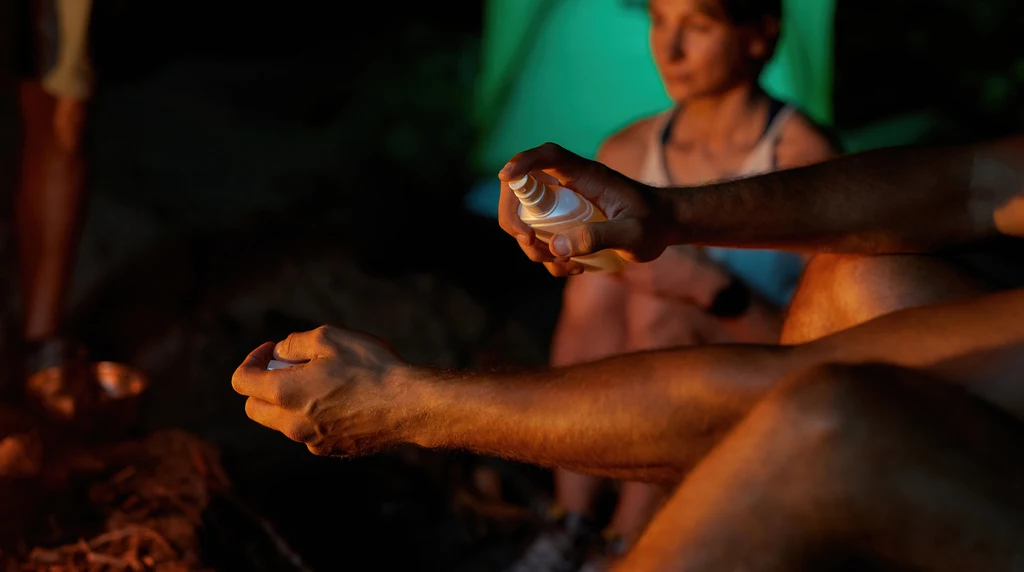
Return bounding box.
[783,254,869,344]
[782,254,987,344]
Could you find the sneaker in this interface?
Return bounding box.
[23,338,95,423]
[577,555,610,572]
[505,510,599,572]
[577,531,630,572]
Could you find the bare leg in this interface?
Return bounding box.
[553,470,603,519]
[507,275,629,571]
[593,261,785,551]
[781,253,988,345]
[619,363,1024,571]
[16,81,87,344]
[551,273,629,515]
[604,481,666,546]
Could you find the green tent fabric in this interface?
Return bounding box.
[473,0,836,174]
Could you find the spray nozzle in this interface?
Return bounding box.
[508,175,531,192]
[510,174,557,216]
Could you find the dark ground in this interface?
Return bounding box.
[2,3,567,570]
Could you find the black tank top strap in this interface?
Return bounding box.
[762,98,787,138]
[660,106,682,145]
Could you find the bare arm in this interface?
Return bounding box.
[499,136,1023,273]
[596,120,734,305]
[668,135,1024,253]
[402,289,1024,484]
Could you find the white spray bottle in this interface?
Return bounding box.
[510,174,625,274]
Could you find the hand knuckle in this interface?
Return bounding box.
[314,325,332,345]
[302,396,323,419]
[279,334,295,354]
[589,164,617,191]
[283,423,308,443]
[540,141,562,153]
[269,381,289,406]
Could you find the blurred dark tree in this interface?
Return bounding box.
[835,0,1024,144]
[86,1,484,227]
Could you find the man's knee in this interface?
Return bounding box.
[765,363,878,428]
[756,363,920,461]
[761,362,968,460]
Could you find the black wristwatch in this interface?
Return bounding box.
[706,277,752,318]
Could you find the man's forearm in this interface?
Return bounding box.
[665,137,1024,253]
[402,345,805,485]
[395,290,1024,484]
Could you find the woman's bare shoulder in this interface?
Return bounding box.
[776,111,841,170]
[596,114,664,177]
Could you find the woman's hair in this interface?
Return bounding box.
[705,0,782,67]
[714,0,781,26]
[638,0,783,68]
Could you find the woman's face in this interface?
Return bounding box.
[648,0,771,102]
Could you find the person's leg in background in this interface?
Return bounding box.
[551,250,745,571]
[551,273,632,522]
[568,240,792,572]
[16,0,94,379]
[507,272,629,572]
[17,81,87,350]
[577,284,763,571]
[586,481,666,565]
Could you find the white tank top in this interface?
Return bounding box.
[637,103,805,307]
